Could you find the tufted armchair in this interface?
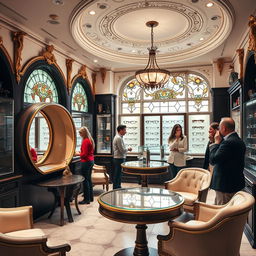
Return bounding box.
[92,164,109,191]
[0,206,71,256]
[158,191,255,256]
[165,168,211,213]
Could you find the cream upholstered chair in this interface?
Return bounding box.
[165,168,211,213]
[0,206,71,256]
[158,191,255,256]
[92,164,109,191]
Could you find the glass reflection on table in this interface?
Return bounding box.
[99,187,183,211]
[122,161,169,169]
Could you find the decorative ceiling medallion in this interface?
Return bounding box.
[71,0,233,65]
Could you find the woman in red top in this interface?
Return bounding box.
[30,146,38,162]
[75,126,95,204]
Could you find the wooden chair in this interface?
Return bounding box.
[0,206,71,256]
[92,164,109,191]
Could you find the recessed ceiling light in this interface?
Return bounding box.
[93,59,98,63]
[47,20,60,25]
[89,10,96,15]
[97,3,108,9]
[84,23,92,28]
[187,43,192,46]
[52,0,64,5]
[199,37,204,41]
[117,47,122,51]
[206,2,214,7]
[131,49,136,53]
[211,15,221,21]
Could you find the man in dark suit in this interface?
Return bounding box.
[209,117,246,205]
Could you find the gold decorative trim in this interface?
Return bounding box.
[78,64,87,79]
[66,58,74,94]
[216,58,224,76]
[100,68,106,83]
[236,48,244,79]
[91,72,97,95]
[248,15,256,59]
[42,44,57,65]
[12,31,26,83]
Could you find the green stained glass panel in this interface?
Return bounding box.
[24,69,58,103]
[71,83,88,112]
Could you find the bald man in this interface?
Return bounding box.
[209,117,246,205]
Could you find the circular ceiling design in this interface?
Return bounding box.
[71,0,233,65]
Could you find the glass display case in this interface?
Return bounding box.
[95,94,116,155]
[244,98,256,174]
[188,114,210,154]
[0,97,14,176]
[96,114,112,154]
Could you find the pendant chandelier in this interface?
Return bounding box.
[135,21,170,90]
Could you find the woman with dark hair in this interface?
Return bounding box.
[167,124,188,178]
[203,122,219,170]
[75,126,95,204]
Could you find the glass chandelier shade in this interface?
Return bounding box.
[135,21,170,90]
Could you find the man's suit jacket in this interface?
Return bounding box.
[209,132,246,193]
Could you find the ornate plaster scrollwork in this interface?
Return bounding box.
[216,58,224,76]
[78,65,87,80]
[91,72,97,95]
[236,48,244,79]
[100,68,107,83]
[248,15,256,62]
[42,45,57,65]
[66,58,74,94]
[12,31,26,83]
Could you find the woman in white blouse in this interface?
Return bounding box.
[167,124,188,178]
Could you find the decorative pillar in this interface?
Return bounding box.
[66,58,74,94]
[12,31,26,83]
[236,48,244,79]
[99,68,107,83]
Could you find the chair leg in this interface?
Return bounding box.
[74,185,81,215]
[103,184,105,190]
[106,183,109,191]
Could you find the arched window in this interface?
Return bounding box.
[24,69,58,103]
[119,73,211,155]
[71,80,92,151]
[71,82,88,112]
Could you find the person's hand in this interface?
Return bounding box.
[172,148,179,152]
[75,151,80,156]
[128,147,132,152]
[209,134,215,143]
[214,131,222,144]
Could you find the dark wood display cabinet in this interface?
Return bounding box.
[243,51,256,248]
[94,94,116,181]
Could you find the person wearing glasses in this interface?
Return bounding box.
[113,124,132,189]
[209,117,246,205]
[75,126,95,204]
[203,122,219,170]
[167,124,188,178]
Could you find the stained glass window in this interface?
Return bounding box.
[24,69,58,103]
[71,82,88,112]
[119,72,211,154]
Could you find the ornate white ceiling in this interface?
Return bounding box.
[71,0,234,65]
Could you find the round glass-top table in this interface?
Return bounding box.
[98,187,184,256]
[121,161,169,187]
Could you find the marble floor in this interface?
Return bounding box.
[34,183,256,256]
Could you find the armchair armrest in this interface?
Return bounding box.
[0,206,33,233]
[164,176,182,191]
[194,201,223,221]
[93,164,107,173]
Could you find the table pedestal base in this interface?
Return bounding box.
[114,247,158,256]
[115,224,157,256]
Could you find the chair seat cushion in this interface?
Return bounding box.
[186,220,205,225]
[176,192,198,206]
[5,228,45,238]
[92,173,107,183]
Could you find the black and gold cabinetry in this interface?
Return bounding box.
[243,51,256,248]
[94,94,116,179]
